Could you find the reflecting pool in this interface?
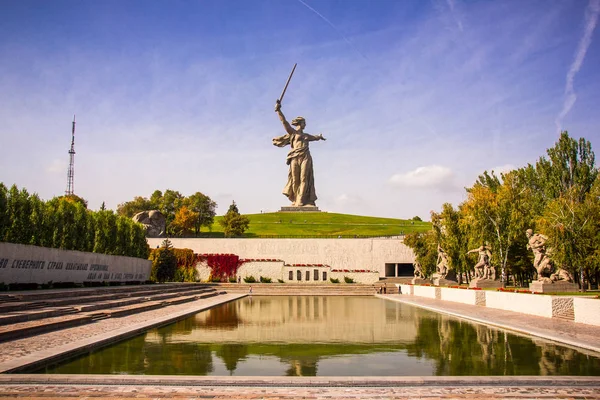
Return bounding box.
[37,296,600,376]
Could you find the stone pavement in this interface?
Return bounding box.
[0,376,599,399]
[378,293,600,354]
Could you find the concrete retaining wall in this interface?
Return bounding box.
[195,260,378,284]
[148,237,414,278]
[413,285,437,299]
[399,284,600,326]
[485,291,553,318]
[440,287,479,305]
[573,297,600,326]
[0,242,151,284]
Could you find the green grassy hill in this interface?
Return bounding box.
[202,212,430,238]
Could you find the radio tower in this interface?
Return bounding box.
[65,115,76,195]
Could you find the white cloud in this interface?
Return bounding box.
[555,0,600,132]
[488,164,516,176]
[45,159,67,174]
[389,165,456,189]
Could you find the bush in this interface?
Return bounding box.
[278,279,284,283]
[344,276,355,283]
[330,278,340,283]
[83,281,105,287]
[244,275,256,283]
[52,282,77,289]
[260,276,272,283]
[229,276,237,283]
[0,282,7,291]
[8,283,38,291]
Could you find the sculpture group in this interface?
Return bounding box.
[414,229,574,288]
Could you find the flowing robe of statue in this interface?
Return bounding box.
[273,104,325,207]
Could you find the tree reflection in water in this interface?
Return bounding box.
[406,315,600,375]
[36,297,600,376]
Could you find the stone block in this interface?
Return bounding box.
[432,277,457,287]
[411,277,428,285]
[529,281,579,293]
[279,205,321,212]
[469,278,502,289]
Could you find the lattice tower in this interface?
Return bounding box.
[65,115,76,195]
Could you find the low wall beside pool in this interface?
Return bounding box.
[398,284,600,327]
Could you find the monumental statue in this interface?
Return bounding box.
[467,244,495,280]
[272,64,326,208]
[132,210,166,237]
[436,245,450,279]
[431,244,457,284]
[525,229,572,282]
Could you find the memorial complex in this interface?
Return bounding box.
[2,2,600,398]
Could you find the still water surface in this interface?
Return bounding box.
[39,296,600,376]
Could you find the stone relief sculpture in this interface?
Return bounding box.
[467,244,495,280]
[525,229,572,282]
[273,102,326,207]
[132,210,166,237]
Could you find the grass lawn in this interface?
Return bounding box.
[196,212,431,238]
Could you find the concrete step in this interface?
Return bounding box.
[0,291,228,343]
[0,287,219,325]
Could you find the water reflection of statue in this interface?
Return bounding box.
[467,245,494,279]
[525,229,572,282]
[436,245,450,278]
[273,102,326,207]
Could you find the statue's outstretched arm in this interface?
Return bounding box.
[305,133,326,141]
[275,101,295,135]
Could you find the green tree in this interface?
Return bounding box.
[58,194,88,208]
[404,230,437,277]
[0,183,8,241]
[5,185,34,244]
[431,204,470,283]
[151,239,177,282]
[219,201,250,237]
[538,180,600,290]
[184,192,217,234]
[462,170,533,286]
[116,196,155,218]
[170,205,198,236]
[534,131,597,203]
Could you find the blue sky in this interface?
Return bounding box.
[1,0,599,219]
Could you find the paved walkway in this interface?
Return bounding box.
[378,293,600,354]
[0,376,599,399]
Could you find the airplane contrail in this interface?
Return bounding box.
[555,0,600,133]
[295,0,368,60]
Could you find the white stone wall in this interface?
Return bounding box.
[573,297,600,326]
[330,271,379,284]
[440,287,479,305]
[404,284,600,326]
[0,242,151,284]
[148,237,414,278]
[413,285,437,299]
[239,261,285,282]
[476,291,553,318]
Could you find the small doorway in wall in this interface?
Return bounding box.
[397,263,414,277]
[385,263,396,277]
